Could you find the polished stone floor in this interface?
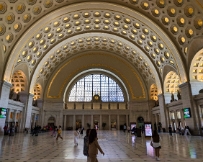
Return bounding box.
[0,130,203,162]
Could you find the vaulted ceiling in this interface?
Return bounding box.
[0,0,203,101]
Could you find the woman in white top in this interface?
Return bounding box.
[74,128,79,145]
[151,129,161,161]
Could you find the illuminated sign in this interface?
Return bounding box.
[183,108,191,118]
[0,108,7,118]
[145,123,152,137]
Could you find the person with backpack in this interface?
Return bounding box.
[168,125,173,136]
[88,129,104,162]
[83,129,91,162]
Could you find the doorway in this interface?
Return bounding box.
[48,116,55,128]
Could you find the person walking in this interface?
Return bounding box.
[168,125,173,136]
[151,129,161,161]
[184,126,191,135]
[83,129,91,162]
[80,127,84,137]
[88,129,104,162]
[123,124,127,133]
[74,128,79,146]
[56,126,63,140]
[51,126,57,137]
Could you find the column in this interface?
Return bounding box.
[6,108,11,123]
[126,115,128,127]
[91,115,93,129]
[158,94,169,131]
[0,81,12,134]
[33,113,36,128]
[109,115,111,130]
[117,115,120,130]
[19,111,24,132]
[13,110,17,123]
[24,93,34,129]
[154,114,158,125]
[179,82,200,135]
[73,115,76,130]
[174,111,178,131]
[63,115,66,130]
[100,115,102,130]
[82,115,84,128]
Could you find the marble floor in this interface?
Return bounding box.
[0,130,203,162]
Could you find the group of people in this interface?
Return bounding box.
[3,125,16,136]
[50,125,63,140]
[83,129,104,162]
[168,125,192,136]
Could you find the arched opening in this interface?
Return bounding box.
[189,48,203,95]
[68,74,125,102]
[137,116,144,128]
[48,116,55,128]
[164,71,180,103]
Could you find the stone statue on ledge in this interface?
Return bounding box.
[171,93,174,102]
[177,90,181,100]
[9,89,14,99]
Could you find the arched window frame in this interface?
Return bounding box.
[66,72,128,102]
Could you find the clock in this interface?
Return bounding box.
[92,94,100,102]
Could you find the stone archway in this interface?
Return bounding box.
[137,116,144,128]
[48,116,55,128]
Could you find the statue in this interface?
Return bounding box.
[177,90,181,100]
[16,92,20,101]
[9,89,14,99]
[171,93,174,102]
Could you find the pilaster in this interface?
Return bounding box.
[24,93,34,129]
[0,81,12,134]
[117,115,120,130]
[179,82,200,135]
[158,94,169,131]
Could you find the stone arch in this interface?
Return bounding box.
[189,48,203,95]
[149,84,158,101]
[187,36,203,75]
[33,84,42,100]
[164,71,180,103]
[137,116,145,128]
[190,48,203,82]
[164,71,180,94]
[12,63,29,93]
[47,116,56,127]
[44,51,148,101]
[11,70,28,93]
[4,2,186,94]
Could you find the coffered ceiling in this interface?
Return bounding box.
[0,0,203,98]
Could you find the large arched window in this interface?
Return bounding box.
[68,74,124,102]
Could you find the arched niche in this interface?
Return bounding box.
[187,36,203,72]
[12,63,30,93]
[189,48,203,95]
[149,84,158,101]
[44,51,147,102]
[11,70,28,93]
[33,84,42,100]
